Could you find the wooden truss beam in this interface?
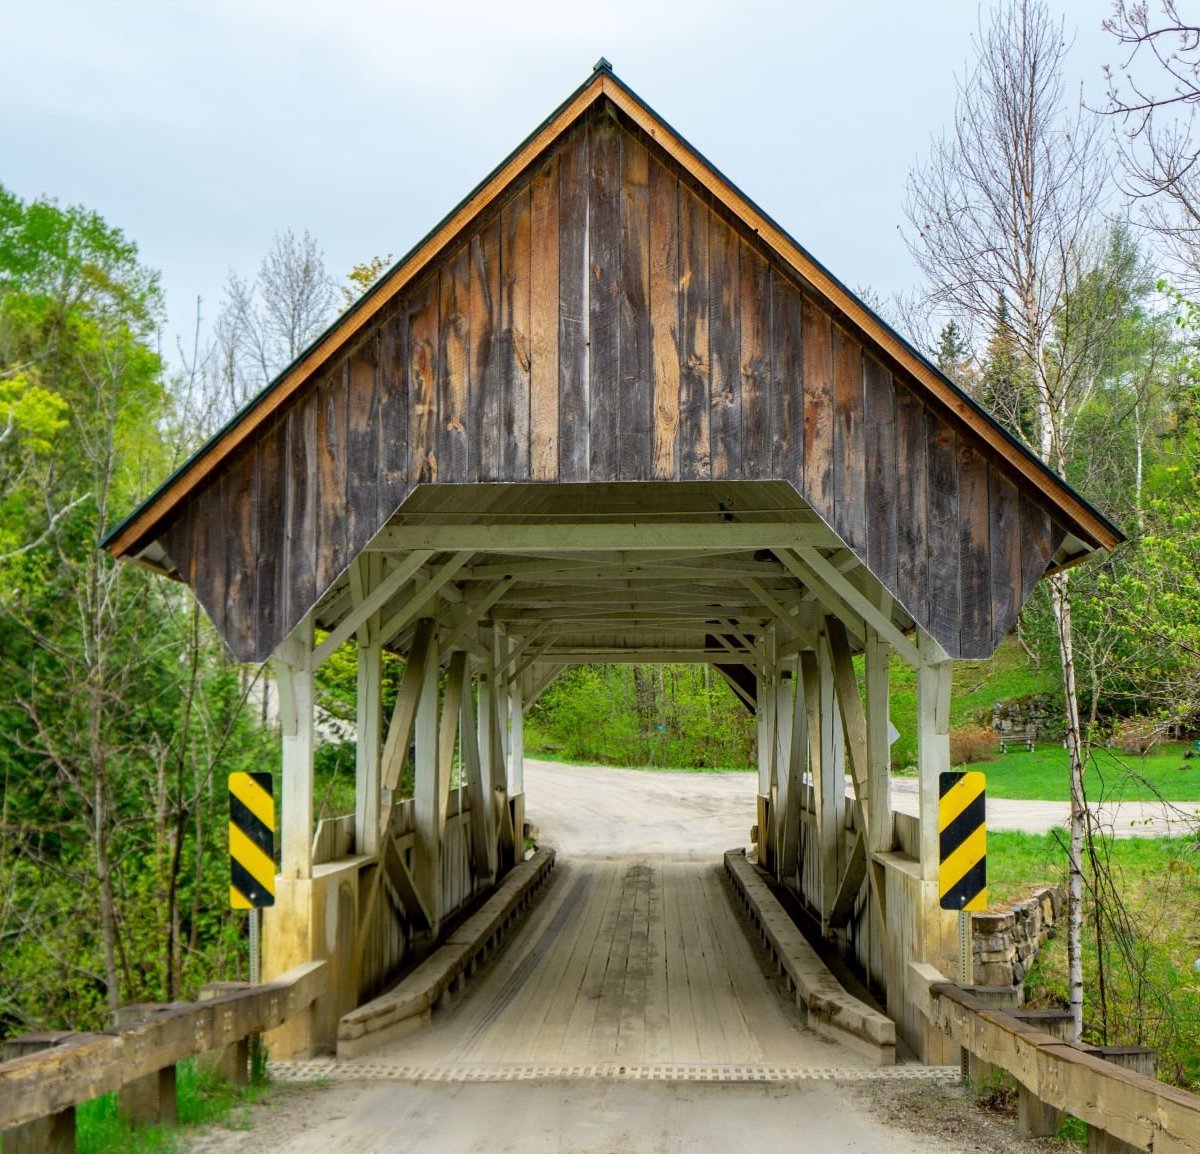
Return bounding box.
[366,523,839,553]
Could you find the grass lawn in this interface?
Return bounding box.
[978,742,1200,802]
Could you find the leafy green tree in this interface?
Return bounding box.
[0,186,273,1032]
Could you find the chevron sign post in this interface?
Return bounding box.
[228,772,275,986]
[938,770,987,913]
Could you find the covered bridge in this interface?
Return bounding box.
[104,63,1120,1063]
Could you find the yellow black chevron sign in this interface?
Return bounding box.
[229,772,275,909]
[939,770,987,912]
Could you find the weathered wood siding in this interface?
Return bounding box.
[161,99,1067,663]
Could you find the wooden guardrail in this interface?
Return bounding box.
[724,850,896,1064]
[338,847,556,1057]
[910,963,1200,1153]
[0,960,326,1149]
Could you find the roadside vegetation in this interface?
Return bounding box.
[989,831,1200,1089]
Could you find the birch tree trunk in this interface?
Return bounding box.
[1051,569,1086,1039]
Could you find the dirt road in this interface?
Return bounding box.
[522,758,1198,851]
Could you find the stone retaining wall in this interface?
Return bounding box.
[991,695,1058,740]
[972,885,1064,987]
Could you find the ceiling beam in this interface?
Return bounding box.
[365,522,840,553]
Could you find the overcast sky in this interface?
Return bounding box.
[2,1,1116,368]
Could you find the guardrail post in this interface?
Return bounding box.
[1,1033,76,1153]
[197,983,253,1088]
[113,1004,178,1126]
[962,986,1021,1090]
[1017,1084,1063,1139]
[1083,1047,1157,1154]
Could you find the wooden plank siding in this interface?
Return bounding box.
[149,102,1071,663]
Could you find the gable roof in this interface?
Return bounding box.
[102,64,1123,665]
[104,63,1120,561]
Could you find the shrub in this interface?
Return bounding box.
[950,724,999,766]
[1110,717,1167,756]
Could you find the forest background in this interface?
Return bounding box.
[0,0,1198,1084]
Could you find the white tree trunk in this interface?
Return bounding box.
[1051,568,1086,1041]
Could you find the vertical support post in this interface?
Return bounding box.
[507,634,525,796]
[779,655,808,882]
[774,665,793,875]
[865,625,893,856]
[913,628,959,1063]
[1,1036,76,1153]
[864,624,894,993]
[355,633,383,858]
[114,1006,177,1126]
[755,626,777,870]
[275,619,314,881]
[916,633,952,883]
[413,615,442,932]
[249,908,260,985]
[816,630,844,934]
[477,627,495,799]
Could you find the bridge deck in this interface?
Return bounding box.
[356,858,869,1071]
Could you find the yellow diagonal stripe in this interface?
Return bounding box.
[939,771,985,830]
[229,772,274,829]
[230,885,252,910]
[939,824,987,899]
[229,822,275,891]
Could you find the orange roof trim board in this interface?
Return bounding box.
[104,64,1122,561]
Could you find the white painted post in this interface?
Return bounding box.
[477,627,495,798]
[413,616,442,929]
[508,635,525,796]
[817,631,844,933]
[779,657,808,881]
[865,625,893,856]
[355,636,382,858]
[275,620,314,881]
[916,631,952,882]
[774,664,793,878]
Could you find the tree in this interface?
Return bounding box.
[341,253,393,309]
[0,187,270,1029]
[934,319,975,388]
[1104,3,1200,288]
[199,229,337,434]
[904,0,1124,1039]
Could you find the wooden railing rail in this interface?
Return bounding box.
[910,963,1200,1153]
[0,960,326,1143]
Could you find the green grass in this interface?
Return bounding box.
[70,1059,267,1154]
[986,831,1200,1088]
[972,742,1200,802]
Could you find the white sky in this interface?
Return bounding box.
[2,0,1115,368]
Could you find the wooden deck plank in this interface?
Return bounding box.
[588,862,639,1058]
[662,862,701,1063]
[616,862,652,1061]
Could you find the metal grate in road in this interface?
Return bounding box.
[268,1060,960,1085]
